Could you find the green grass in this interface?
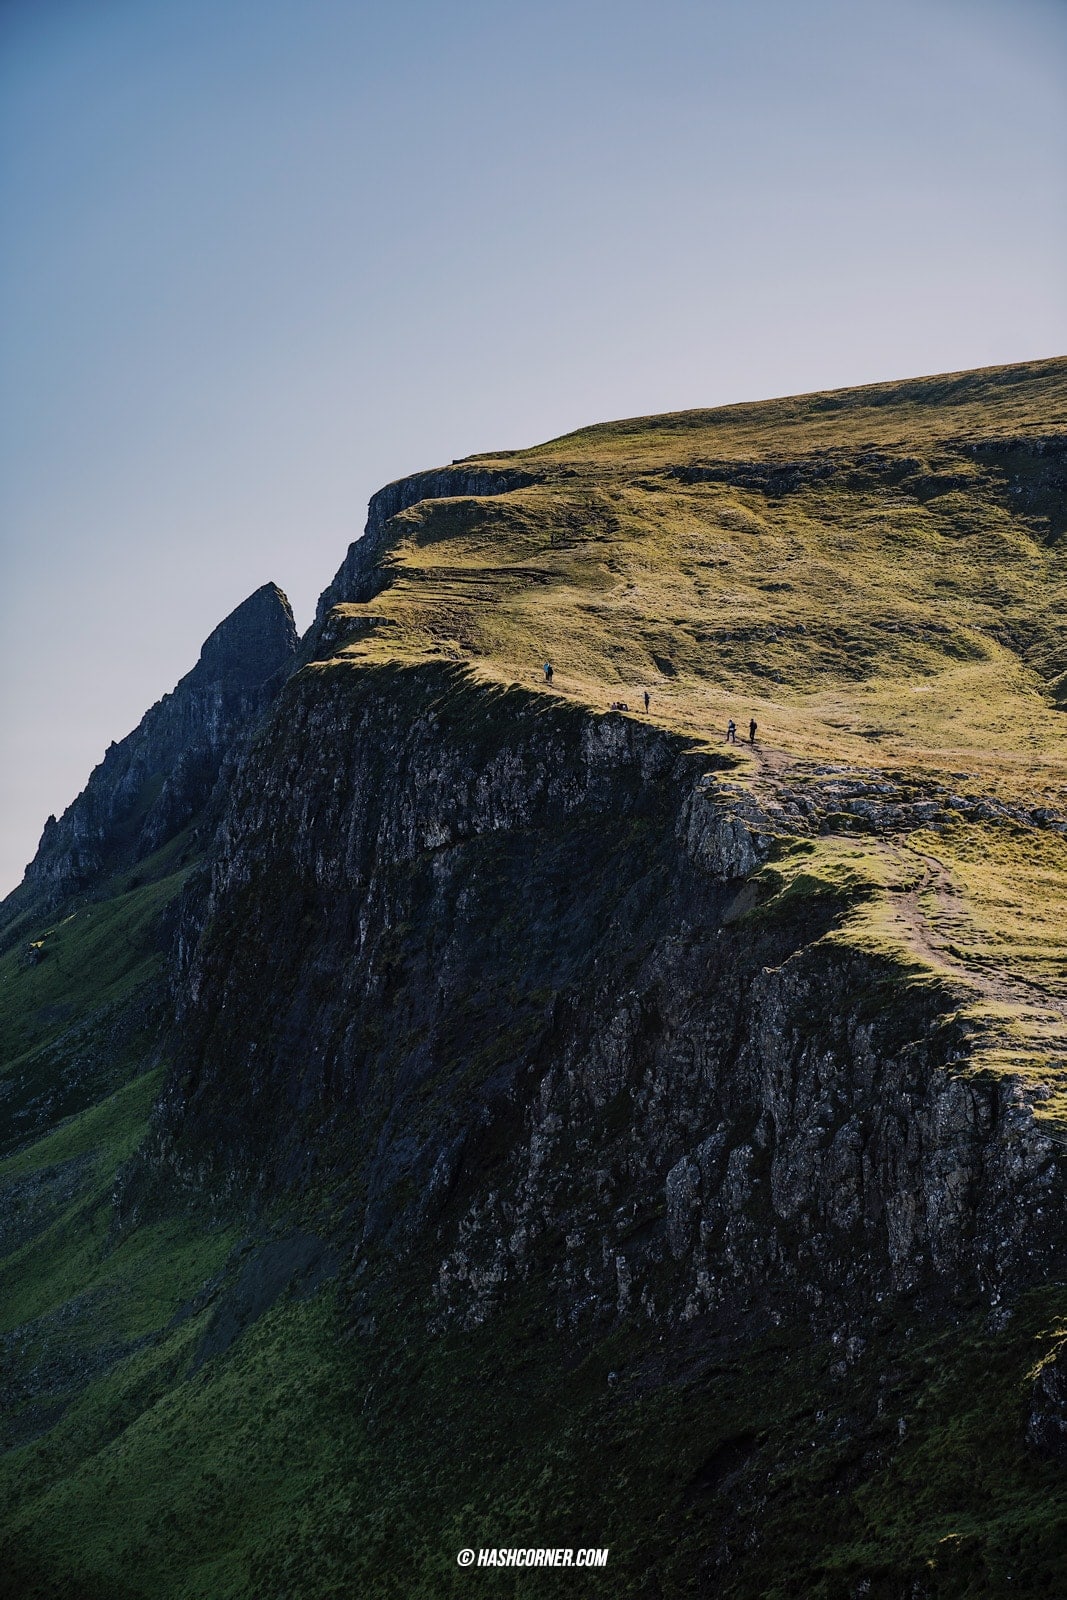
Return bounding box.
[321,357,1067,800]
[306,355,1067,1128]
[0,852,194,1154]
[0,1065,234,1407]
[0,860,192,1068]
[3,1258,1066,1600]
[907,821,1067,997]
[3,357,1067,1598]
[513,356,1067,460]
[0,1063,160,1186]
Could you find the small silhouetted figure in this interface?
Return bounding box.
[726,720,736,743]
[749,719,757,743]
[644,690,650,712]
[543,661,553,685]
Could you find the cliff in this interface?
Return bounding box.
[0,581,297,1153]
[2,358,1067,1599]
[9,582,298,917]
[129,663,1062,1343]
[314,466,538,621]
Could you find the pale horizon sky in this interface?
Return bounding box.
[2,0,1066,894]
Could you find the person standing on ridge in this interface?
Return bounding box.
[726,719,736,743]
[543,661,553,685]
[644,690,650,712]
[749,719,757,743]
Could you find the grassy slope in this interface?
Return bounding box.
[4,1255,1067,1599]
[324,355,1067,1121]
[338,356,1067,781]
[0,855,238,1598]
[0,828,199,1155]
[2,359,1067,1598]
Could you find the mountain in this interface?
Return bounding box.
[5,582,298,920]
[2,358,1066,1599]
[0,583,297,1158]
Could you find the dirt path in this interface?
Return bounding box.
[882,841,1067,1034]
[745,746,1067,1075]
[749,741,794,782]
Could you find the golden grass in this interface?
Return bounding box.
[907,823,1067,997]
[318,356,1067,1117]
[504,354,1067,464]
[329,479,1067,787]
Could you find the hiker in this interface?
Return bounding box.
[543,661,553,685]
[749,719,757,744]
[644,690,650,712]
[726,720,736,743]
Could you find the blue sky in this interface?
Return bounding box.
[2,0,1065,892]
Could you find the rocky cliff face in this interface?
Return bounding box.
[128,657,1063,1348]
[313,466,536,619]
[14,584,297,913]
[7,364,1067,1599]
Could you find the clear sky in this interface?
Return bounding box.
[1,0,1065,895]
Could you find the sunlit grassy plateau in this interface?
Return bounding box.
[329,356,1067,1115]
[2,358,1067,1598]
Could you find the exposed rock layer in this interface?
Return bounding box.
[314,467,537,620]
[131,661,1063,1342]
[15,584,297,911]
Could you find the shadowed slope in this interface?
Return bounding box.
[3,361,1067,1600]
[316,357,1067,1113]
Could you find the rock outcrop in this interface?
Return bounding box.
[7,360,1067,1599]
[126,661,1063,1347]
[15,583,297,911]
[1027,1344,1067,1461]
[314,466,536,620]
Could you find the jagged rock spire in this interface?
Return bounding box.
[10,583,298,911]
